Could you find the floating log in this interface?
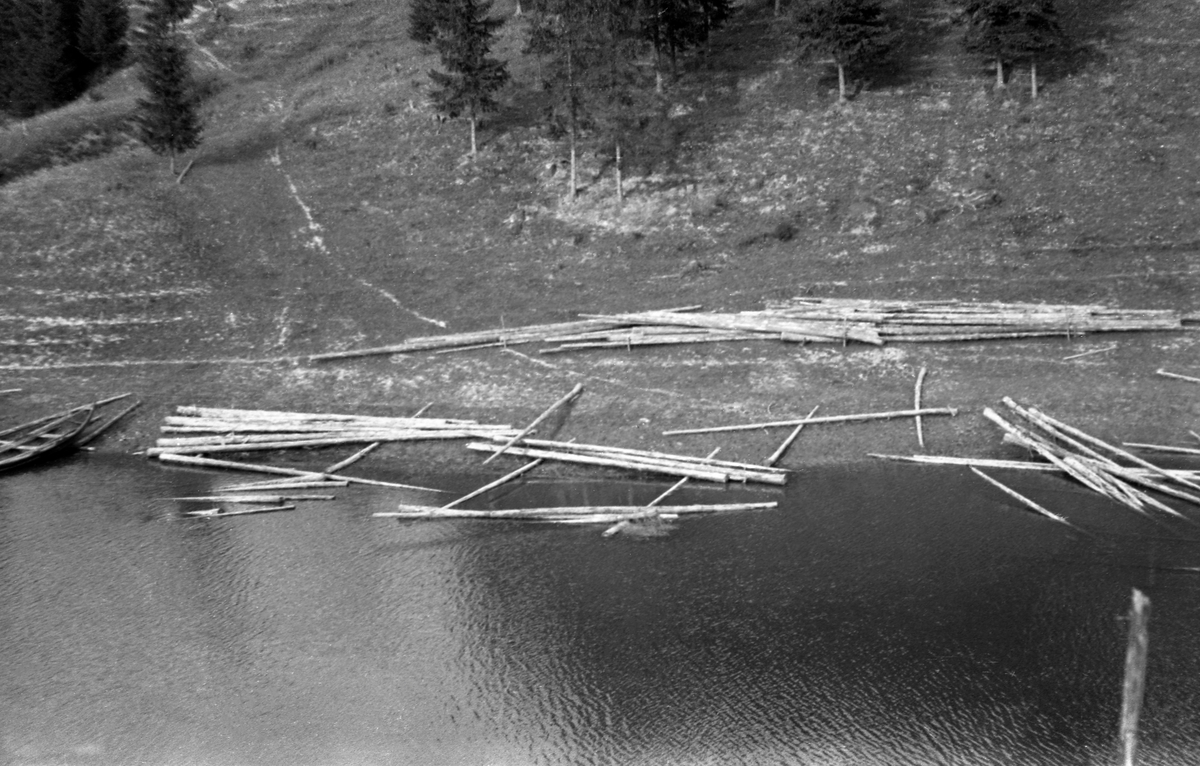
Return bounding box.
[486,435,789,478]
[1119,589,1151,766]
[1124,442,1200,457]
[77,399,141,447]
[663,407,959,436]
[603,450,719,537]
[219,479,349,491]
[323,442,380,473]
[183,504,296,518]
[1010,399,1200,496]
[581,310,884,345]
[483,382,583,464]
[374,501,778,519]
[969,466,1071,526]
[442,459,545,510]
[169,495,334,502]
[154,452,444,492]
[871,453,1200,481]
[466,443,742,483]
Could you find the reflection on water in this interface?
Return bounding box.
[2,453,1200,765]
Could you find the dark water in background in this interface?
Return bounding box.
[3,453,1200,766]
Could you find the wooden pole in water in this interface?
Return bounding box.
[914,367,928,448]
[442,458,545,509]
[483,382,584,464]
[663,407,958,436]
[1119,588,1151,766]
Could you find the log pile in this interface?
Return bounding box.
[147,406,520,457]
[876,397,1200,524]
[768,298,1185,342]
[465,435,789,485]
[309,298,1187,361]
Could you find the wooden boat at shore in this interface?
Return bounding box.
[0,405,95,472]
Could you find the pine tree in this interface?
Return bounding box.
[639,0,732,89]
[77,0,130,83]
[1,0,78,116]
[792,0,898,102]
[136,0,202,176]
[584,0,647,202]
[962,0,1064,97]
[409,0,453,44]
[427,0,509,156]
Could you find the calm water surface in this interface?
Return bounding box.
[3,452,1200,765]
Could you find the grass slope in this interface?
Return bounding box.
[0,0,1197,467]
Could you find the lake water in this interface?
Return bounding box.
[3,452,1200,766]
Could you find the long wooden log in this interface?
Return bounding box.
[914,367,928,448]
[984,409,1152,514]
[466,443,734,482]
[219,479,349,491]
[77,399,141,447]
[442,459,545,509]
[374,502,777,519]
[484,382,584,464]
[1120,589,1151,766]
[153,452,444,492]
[488,436,790,475]
[148,431,498,455]
[662,407,958,436]
[871,453,1061,472]
[766,405,819,466]
[323,442,381,473]
[172,406,491,426]
[1157,368,1200,384]
[169,494,335,502]
[1124,442,1200,456]
[1012,399,1200,496]
[603,449,719,537]
[184,504,296,518]
[969,467,1071,525]
[581,311,884,345]
[308,318,627,360]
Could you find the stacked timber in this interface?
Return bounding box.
[310,299,1187,360]
[465,435,789,485]
[876,398,1200,524]
[147,406,520,457]
[768,298,1184,342]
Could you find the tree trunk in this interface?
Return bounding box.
[837,64,847,102]
[775,0,782,15]
[514,0,522,15]
[615,141,623,205]
[1030,60,1038,100]
[567,46,578,199]
[569,134,577,200]
[470,115,477,156]
[170,151,176,175]
[995,57,1005,89]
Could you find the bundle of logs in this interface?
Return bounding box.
[309,299,1189,360]
[148,406,520,457]
[874,397,1200,525]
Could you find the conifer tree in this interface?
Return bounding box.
[792,0,898,102]
[639,0,732,89]
[408,0,453,44]
[0,0,77,116]
[427,0,509,156]
[962,0,1063,97]
[77,0,130,83]
[136,0,202,176]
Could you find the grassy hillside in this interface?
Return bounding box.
[2,0,1198,366]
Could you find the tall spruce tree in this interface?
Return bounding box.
[962,0,1063,97]
[1,0,77,116]
[409,0,456,44]
[639,0,732,89]
[793,0,898,102]
[136,0,202,176]
[77,0,130,82]
[427,0,509,156]
[584,0,647,201]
